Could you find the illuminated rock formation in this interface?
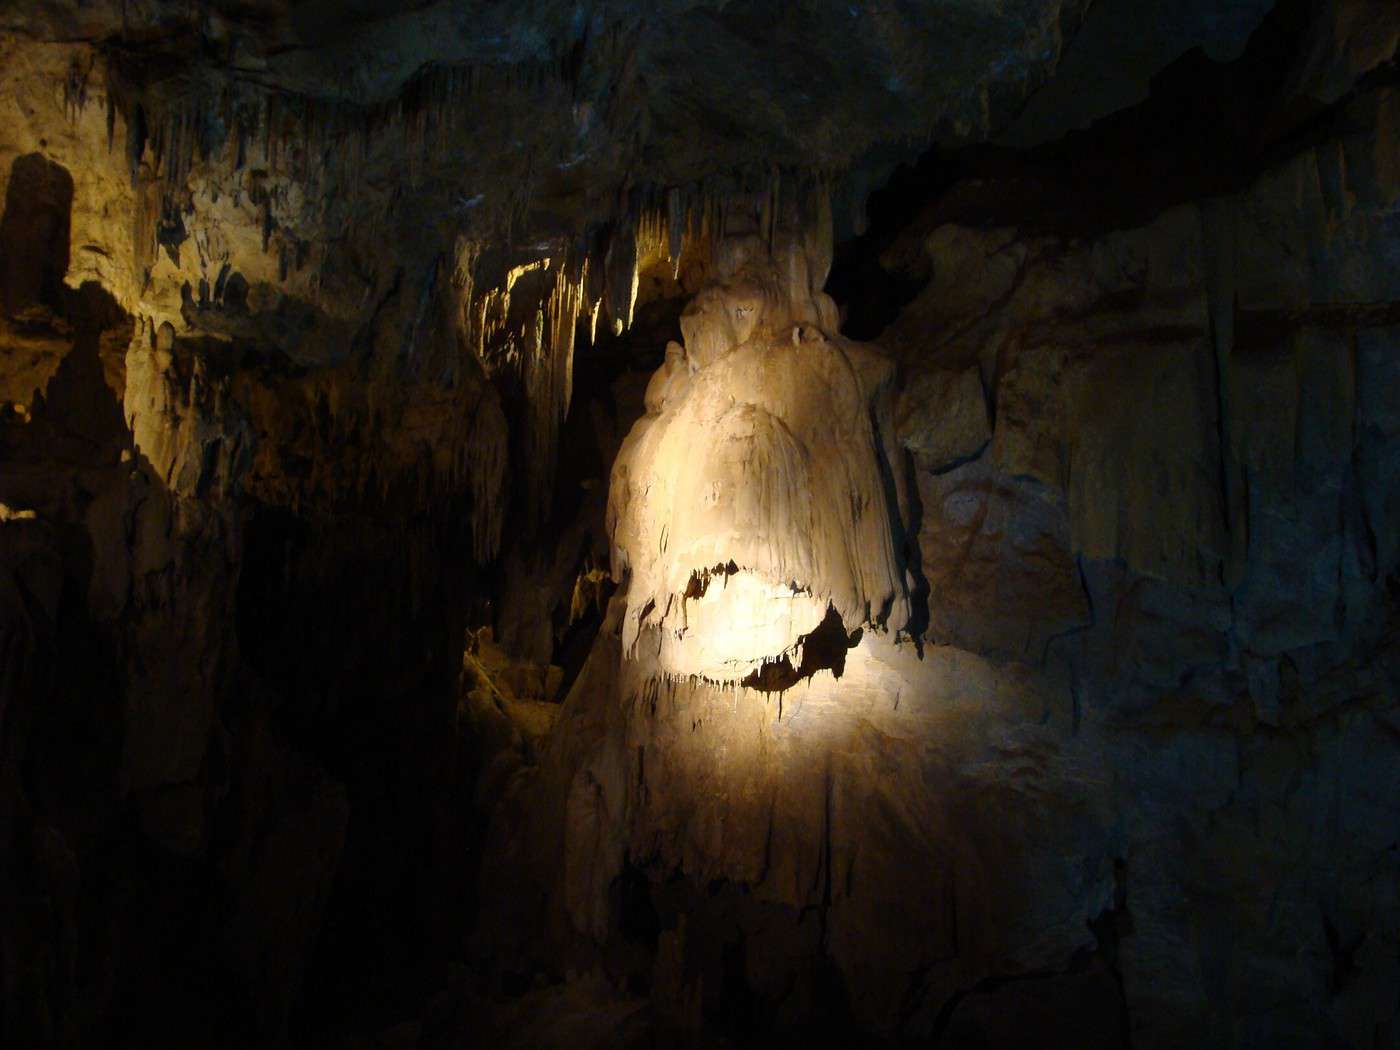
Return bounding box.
[609,200,910,682]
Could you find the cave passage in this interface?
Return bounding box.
[2,3,1399,1049]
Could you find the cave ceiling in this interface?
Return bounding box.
[1,0,1278,237]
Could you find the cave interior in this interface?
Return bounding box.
[1,1,1399,1048]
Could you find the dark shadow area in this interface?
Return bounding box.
[486,284,681,691]
[0,152,72,317]
[898,449,931,653]
[825,152,962,340]
[741,605,858,694]
[0,154,220,1050]
[824,0,1393,341]
[233,499,480,1044]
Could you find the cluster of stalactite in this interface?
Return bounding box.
[70,35,846,551]
[457,172,824,531]
[90,58,582,289]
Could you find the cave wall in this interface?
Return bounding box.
[879,91,1400,1041]
[0,37,511,1048]
[0,2,1397,1049]
[473,29,1400,1050]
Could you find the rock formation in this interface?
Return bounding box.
[609,194,910,683]
[1,2,1398,1049]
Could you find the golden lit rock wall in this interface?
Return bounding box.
[609,200,910,681]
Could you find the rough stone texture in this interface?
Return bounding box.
[1,1,1399,1048]
[608,199,909,681]
[917,459,1089,663]
[475,37,1400,1050]
[880,69,1399,1050]
[0,0,1100,177]
[478,602,1118,1038]
[0,37,507,1046]
[1000,0,1278,146]
[895,364,991,471]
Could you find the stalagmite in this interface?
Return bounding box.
[608,189,909,682]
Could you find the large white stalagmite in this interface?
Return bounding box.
[608,189,911,682]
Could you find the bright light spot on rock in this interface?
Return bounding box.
[608,188,910,686]
[658,569,830,681]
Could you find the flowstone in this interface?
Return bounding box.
[608,200,911,682]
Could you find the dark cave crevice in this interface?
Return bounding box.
[0,152,73,318]
[824,0,1392,344]
[740,605,859,694]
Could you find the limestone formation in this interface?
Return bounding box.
[1,2,1399,1049]
[608,205,909,682]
